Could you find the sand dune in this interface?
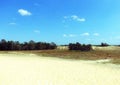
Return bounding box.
[0,53,120,85]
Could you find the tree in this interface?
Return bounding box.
[7,41,14,50]
[0,39,7,50]
[50,42,57,49]
[28,40,36,50]
[21,42,29,50]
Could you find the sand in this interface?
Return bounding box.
[0,53,120,85]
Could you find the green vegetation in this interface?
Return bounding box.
[0,49,120,64]
[1,46,119,64]
[69,42,92,51]
[100,42,109,47]
[0,39,56,50]
[0,39,120,64]
[32,49,119,60]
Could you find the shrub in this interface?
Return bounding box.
[68,42,92,51]
[101,42,109,47]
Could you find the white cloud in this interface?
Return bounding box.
[93,33,99,36]
[69,34,76,37]
[77,18,86,22]
[18,9,32,16]
[9,22,16,25]
[63,15,86,22]
[63,34,77,37]
[63,34,67,37]
[63,33,100,37]
[71,15,78,20]
[63,16,68,19]
[81,33,90,36]
[34,30,40,33]
[71,15,86,22]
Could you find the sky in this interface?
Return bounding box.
[0,0,120,45]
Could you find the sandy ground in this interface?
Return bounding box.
[92,46,120,51]
[0,53,120,85]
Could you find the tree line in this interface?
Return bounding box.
[0,39,57,51]
[0,39,112,51]
[68,42,92,51]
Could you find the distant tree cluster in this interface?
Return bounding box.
[100,42,109,47]
[68,42,92,51]
[0,39,57,51]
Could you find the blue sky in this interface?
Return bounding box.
[0,0,120,45]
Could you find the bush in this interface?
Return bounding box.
[101,42,109,47]
[68,42,92,51]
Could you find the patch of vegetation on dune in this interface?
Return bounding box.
[23,48,120,60]
[0,45,120,64]
[30,45,120,64]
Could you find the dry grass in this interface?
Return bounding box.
[31,50,119,59]
[0,46,120,64]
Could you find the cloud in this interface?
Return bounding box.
[77,18,86,22]
[81,33,90,36]
[63,16,68,19]
[63,33,100,37]
[71,15,85,22]
[63,15,86,22]
[63,34,67,37]
[63,33,91,37]
[71,15,86,22]
[9,22,16,25]
[18,9,32,16]
[93,33,99,36]
[63,34,77,37]
[34,30,40,33]
[69,34,76,37]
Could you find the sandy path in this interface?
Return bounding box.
[0,53,120,85]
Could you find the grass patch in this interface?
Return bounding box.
[14,49,120,60]
[0,46,120,64]
[110,59,120,64]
